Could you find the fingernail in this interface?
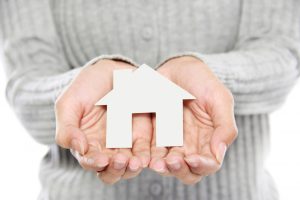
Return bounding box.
[129,162,140,172]
[70,149,80,160]
[97,161,109,168]
[152,160,166,173]
[71,139,84,155]
[113,161,126,170]
[185,157,199,168]
[168,160,181,171]
[216,143,227,164]
[86,158,94,165]
[71,139,80,152]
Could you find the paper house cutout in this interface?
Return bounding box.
[95,64,195,148]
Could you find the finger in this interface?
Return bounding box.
[71,149,109,172]
[209,88,238,164]
[184,154,220,176]
[181,106,201,156]
[149,115,169,175]
[166,149,202,185]
[117,148,142,180]
[98,153,129,184]
[122,156,143,179]
[132,113,152,168]
[149,157,170,176]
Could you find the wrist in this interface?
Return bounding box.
[158,56,205,81]
[93,59,135,77]
[93,59,134,71]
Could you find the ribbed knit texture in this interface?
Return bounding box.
[1,0,299,199]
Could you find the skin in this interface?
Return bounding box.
[55,59,152,184]
[149,56,238,184]
[55,56,238,185]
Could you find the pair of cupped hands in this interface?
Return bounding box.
[55,56,237,185]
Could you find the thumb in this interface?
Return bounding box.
[210,126,237,164]
[56,124,88,155]
[55,97,88,155]
[132,113,152,168]
[209,90,238,164]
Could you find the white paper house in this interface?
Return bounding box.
[95,64,195,148]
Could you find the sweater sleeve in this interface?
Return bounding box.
[158,0,300,115]
[0,0,137,145]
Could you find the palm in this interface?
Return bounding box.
[79,106,117,158]
[79,105,152,166]
[180,100,215,159]
[57,60,153,183]
[149,98,217,181]
[149,56,237,184]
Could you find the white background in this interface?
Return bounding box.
[0,57,299,200]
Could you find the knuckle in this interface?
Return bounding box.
[122,175,132,180]
[200,156,222,174]
[56,125,78,149]
[101,176,120,185]
[78,156,97,171]
[133,119,152,131]
[78,157,89,170]
[55,126,71,148]
[122,172,138,180]
[98,175,109,184]
[225,88,234,103]
[190,166,206,176]
[55,129,64,146]
[103,180,115,185]
[55,96,65,111]
[55,135,60,146]
[221,86,234,103]
[201,161,222,176]
[213,163,222,173]
[79,161,89,170]
[230,125,239,140]
[110,170,123,177]
[183,176,202,185]
[133,139,150,154]
[70,149,80,159]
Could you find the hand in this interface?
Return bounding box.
[149,56,238,184]
[55,59,152,184]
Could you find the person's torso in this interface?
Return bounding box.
[50,0,241,67]
[39,1,279,200]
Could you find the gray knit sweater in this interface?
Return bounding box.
[1,0,300,199]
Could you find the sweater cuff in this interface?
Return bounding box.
[82,54,139,69]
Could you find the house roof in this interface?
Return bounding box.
[95,64,195,105]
